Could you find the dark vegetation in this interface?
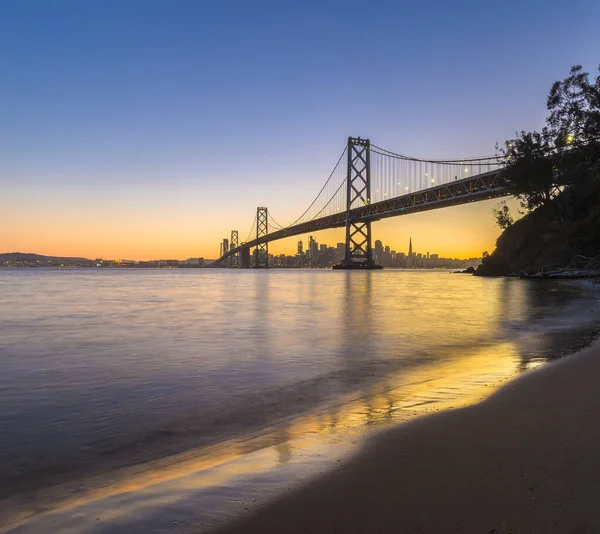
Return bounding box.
[476,64,600,276]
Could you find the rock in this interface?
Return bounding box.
[475,191,600,277]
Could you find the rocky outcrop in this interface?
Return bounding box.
[475,187,600,276]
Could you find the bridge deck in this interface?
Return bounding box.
[218,168,507,262]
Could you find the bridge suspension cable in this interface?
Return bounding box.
[268,213,286,230]
[370,144,501,164]
[283,145,348,228]
[243,213,257,244]
[273,142,503,234]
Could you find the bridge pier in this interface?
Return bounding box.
[334,137,382,270]
[240,245,251,268]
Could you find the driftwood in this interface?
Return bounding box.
[515,254,600,279]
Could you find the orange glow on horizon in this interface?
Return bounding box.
[2,195,520,261]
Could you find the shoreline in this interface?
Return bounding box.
[2,279,599,533]
[0,339,525,533]
[215,338,600,534]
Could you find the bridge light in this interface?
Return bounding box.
[464,168,468,172]
[405,187,409,190]
[431,179,435,184]
[566,134,574,143]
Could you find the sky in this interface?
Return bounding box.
[2,0,599,260]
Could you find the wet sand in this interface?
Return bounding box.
[216,341,600,534]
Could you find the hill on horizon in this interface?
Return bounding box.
[0,252,96,264]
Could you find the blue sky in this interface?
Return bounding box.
[2,0,599,258]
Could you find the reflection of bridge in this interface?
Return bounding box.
[214,137,508,269]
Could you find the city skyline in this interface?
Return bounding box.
[2,235,480,269]
[1,232,485,264]
[2,188,508,260]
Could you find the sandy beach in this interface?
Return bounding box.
[216,340,600,534]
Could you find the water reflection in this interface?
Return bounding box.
[2,337,527,534]
[1,270,599,532]
[340,271,375,387]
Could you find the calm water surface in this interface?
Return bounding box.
[1,269,599,529]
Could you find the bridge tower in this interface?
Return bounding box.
[254,207,269,268]
[229,230,239,267]
[335,137,380,269]
[219,238,229,259]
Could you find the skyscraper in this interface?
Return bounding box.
[408,237,413,258]
[374,240,384,263]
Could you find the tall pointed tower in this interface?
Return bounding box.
[408,237,413,258]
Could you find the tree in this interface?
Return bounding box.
[499,64,600,214]
[492,200,514,229]
[547,65,600,148]
[497,128,557,212]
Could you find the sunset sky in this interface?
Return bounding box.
[2,1,599,260]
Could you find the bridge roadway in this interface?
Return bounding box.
[217,167,507,263]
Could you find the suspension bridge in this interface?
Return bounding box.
[214,137,508,269]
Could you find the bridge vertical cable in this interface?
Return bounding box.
[369,145,502,201]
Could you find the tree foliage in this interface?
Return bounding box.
[499,65,600,214]
[491,200,514,230]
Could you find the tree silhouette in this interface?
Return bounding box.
[491,200,514,229]
[498,64,600,215]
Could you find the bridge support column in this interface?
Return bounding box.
[334,137,381,270]
[254,207,269,268]
[240,245,251,268]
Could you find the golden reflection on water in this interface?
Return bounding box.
[3,337,523,533]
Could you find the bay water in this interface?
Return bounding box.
[1,269,599,531]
